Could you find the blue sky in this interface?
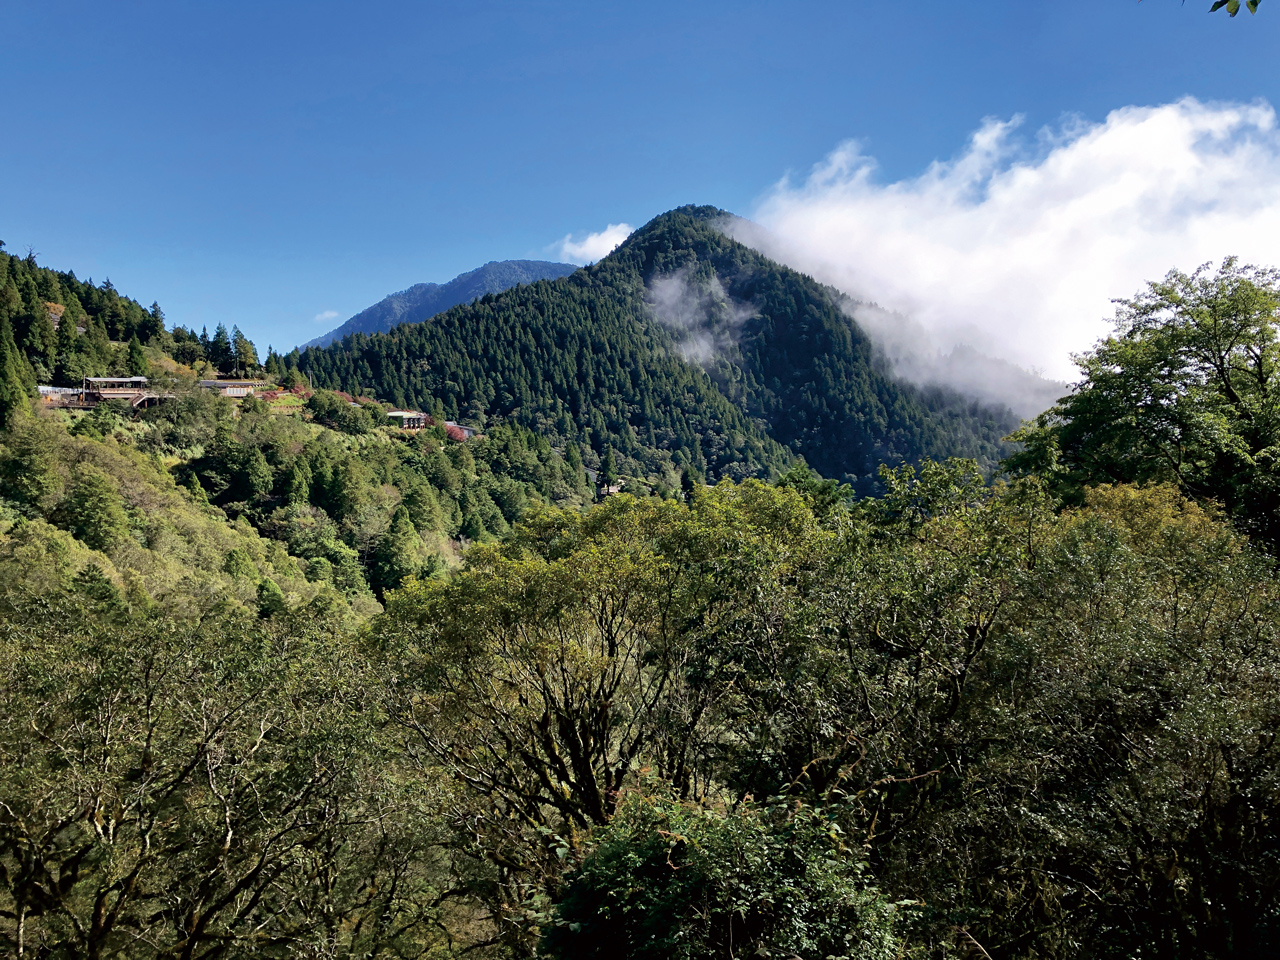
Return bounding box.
[3,1,1280,359]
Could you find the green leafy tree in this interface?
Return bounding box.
[1008,257,1280,546]
[256,576,288,617]
[231,325,258,376]
[208,322,233,374]
[61,464,129,552]
[223,547,258,580]
[239,446,274,501]
[0,278,20,326]
[373,483,820,951]
[0,599,450,958]
[597,445,617,501]
[543,797,903,960]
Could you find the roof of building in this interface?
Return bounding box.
[86,376,148,384]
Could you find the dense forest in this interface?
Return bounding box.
[1,251,1279,958]
[295,207,1020,494]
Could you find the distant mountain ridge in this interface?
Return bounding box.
[303,259,579,348]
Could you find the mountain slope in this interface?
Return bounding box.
[296,207,1018,489]
[303,260,579,349]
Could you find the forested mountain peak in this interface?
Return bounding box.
[298,205,1020,492]
[303,259,579,349]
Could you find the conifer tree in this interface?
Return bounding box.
[598,445,618,501]
[0,279,20,326]
[232,326,258,376]
[126,336,149,377]
[0,317,31,430]
[369,505,424,597]
[209,324,233,374]
[256,577,288,617]
[240,447,274,501]
[22,303,56,378]
[139,302,165,343]
[63,464,129,552]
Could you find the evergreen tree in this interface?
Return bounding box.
[70,562,126,615]
[598,445,618,501]
[62,464,129,552]
[0,317,31,430]
[20,303,55,378]
[369,505,424,597]
[209,323,233,374]
[126,336,149,377]
[139,302,165,343]
[232,326,258,376]
[239,447,274,502]
[0,278,19,325]
[256,577,288,617]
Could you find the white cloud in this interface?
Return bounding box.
[313,310,340,324]
[557,222,634,263]
[733,98,1280,380]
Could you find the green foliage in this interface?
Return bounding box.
[371,466,1280,956]
[5,244,1280,958]
[1008,257,1280,546]
[0,247,183,387]
[1211,0,1260,16]
[256,576,288,616]
[0,596,451,958]
[0,415,349,623]
[223,546,258,579]
[543,797,902,960]
[126,334,149,376]
[61,463,129,552]
[306,389,375,434]
[0,317,31,430]
[368,505,430,597]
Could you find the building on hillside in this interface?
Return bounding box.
[38,385,88,407]
[85,376,149,398]
[199,379,268,398]
[386,410,428,429]
[444,420,478,439]
[81,376,169,408]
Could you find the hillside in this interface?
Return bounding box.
[303,259,579,349]
[295,206,1019,492]
[0,242,595,610]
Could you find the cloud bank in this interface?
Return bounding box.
[313,309,340,324]
[733,98,1280,381]
[558,222,634,263]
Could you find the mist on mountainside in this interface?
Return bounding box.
[721,215,1067,420]
[645,267,755,366]
[843,300,1068,419]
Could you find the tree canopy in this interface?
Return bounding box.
[1009,257,1280,546]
